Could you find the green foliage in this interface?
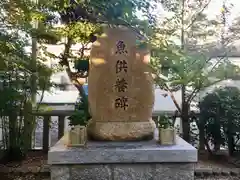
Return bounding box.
[150,0,240,142]
[74,59,89,72]
[35,0,157,45]
[199,87,240,153]
[158,115,174,129]
[151,0,240,93]
[55,0,156,25]
[68,110,88,127]
[0,0,53,161]
[0,0,158,160]
[0,69,30,161]
[35,0,158,128]
[68,95,91,126]
[35,1,155,78]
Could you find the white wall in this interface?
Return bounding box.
[37,88,182,113]
[199,57,240,99]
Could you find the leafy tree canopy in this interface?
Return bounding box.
[0,0,53,91]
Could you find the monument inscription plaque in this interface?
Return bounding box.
[87,27,156,141]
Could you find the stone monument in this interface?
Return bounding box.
[48,27,198,180]
[87,27,156,141]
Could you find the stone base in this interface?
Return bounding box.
[51,163,194,180]
[87,119,156,141]
[48,130,197,180]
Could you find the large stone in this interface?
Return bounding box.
[48,130,198,180]
[88,26,156,141]
[87,120,156,141]
[48,131,197,164]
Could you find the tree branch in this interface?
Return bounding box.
[61,37,87,98]
[61,37,73,74]
[186,55,225,103]
[166,86,182,113]
[184,0,212,31]
[186,55,224,87]
[186,87,199,103]
[151,67,182,113]
[79,43,87,59]
[187,77,223,104]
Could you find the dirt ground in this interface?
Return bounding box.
[196,152,237,169]
[0,151,47,168]
[0,174,49,180]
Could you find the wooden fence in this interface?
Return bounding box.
[32,110,72,153]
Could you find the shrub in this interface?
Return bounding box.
[68,95,91,127]
[199,86,240,155]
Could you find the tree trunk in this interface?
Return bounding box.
[213,121,221,153]
[182,112,190,142]
[181,85,190,142]
[62,37,88,111]
[213,130,221,152]
[213,110,221,152]
[227,117,235,156]
[214,143,220,152]
[9,113,17,150]
[204,137,213,154]
[198,121,205,151]
[228,134,234,156]
[195,117,205,151]
[23,101,33,151]
[182,102,190,142]
[8,112,24,161]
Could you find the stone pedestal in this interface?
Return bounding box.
[48,130,197,180]
[87,120,156,141]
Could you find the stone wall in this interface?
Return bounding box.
[51,163,194,180]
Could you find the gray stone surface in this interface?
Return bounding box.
[48,131,197,164]
[50,166,70,180]
[113,164,154,180]
[49,129,197,180]
[50,163,195,180]
[155,163,194,180]
[71,165,111,180]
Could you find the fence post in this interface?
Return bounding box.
[152,116,159,128]
[42,116,50,153]
[58,116,65,140]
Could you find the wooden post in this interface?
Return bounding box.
[58,116,65,140]
[152,116,159,128]
[42,116,50,153]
